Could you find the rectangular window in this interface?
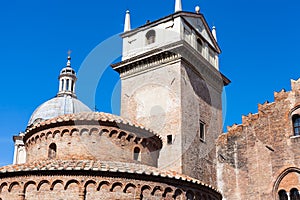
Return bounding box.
[199,121,205,142]
[167,135,173,145]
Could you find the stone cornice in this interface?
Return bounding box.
[112,41,229,92]
[114,51,180,79]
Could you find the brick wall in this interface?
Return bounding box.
[0,172,221,200]
[24,121,161,167]
[217,79,300,200]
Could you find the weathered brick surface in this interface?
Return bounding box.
[181,62,223,188]
[217,79,300,200]
[0,171,222,200]
[24,116,162,167]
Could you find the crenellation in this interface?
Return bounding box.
[274,89,288,102]
[226,123,243,134]
[258,100,271,113]
[291,78,300,91]
[241,112,259,126]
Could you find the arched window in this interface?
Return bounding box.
[290,188,300,200]
[133,147,140,161]
[278,190,288,200]
[293,115,300,136]
[146,30,156,45]
[48,143,57,159]
[186,191,194,200]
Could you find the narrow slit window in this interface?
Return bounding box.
[133,147,140,161]
[167,135,173,145]
[200,121,205,142]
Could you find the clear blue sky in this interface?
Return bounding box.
[0,0,299,166]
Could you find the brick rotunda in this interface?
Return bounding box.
[0,57,221,200]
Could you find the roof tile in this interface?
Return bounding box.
[0,160,221,194]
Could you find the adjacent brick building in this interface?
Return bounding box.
[217,79,300,200]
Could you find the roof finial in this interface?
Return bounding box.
[67,50,72,67]
[195,6,200,14]
[124,10,131,32]
[175,0,182,12]
[212,26,217,42]
[58,51,77,98]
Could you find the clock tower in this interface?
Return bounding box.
[112,0,230,186]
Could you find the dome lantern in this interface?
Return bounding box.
[27,52,92,127]
[57,51,77,98]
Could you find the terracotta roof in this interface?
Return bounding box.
[0,160,219,193]
[26,112,157,136]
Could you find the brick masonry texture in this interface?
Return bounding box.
[0,160,221,200]
[24,113,162,167]
[217,78,300,200]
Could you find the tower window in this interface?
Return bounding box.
[290,188,300,200]
[278,190,288,200]
[196,38,203,54]
[133,147,141,161]
[293,115,300,136]
[167,135,173,145]
[48,143,57,159]
[146,30,156,45]
[199,121,205,142]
